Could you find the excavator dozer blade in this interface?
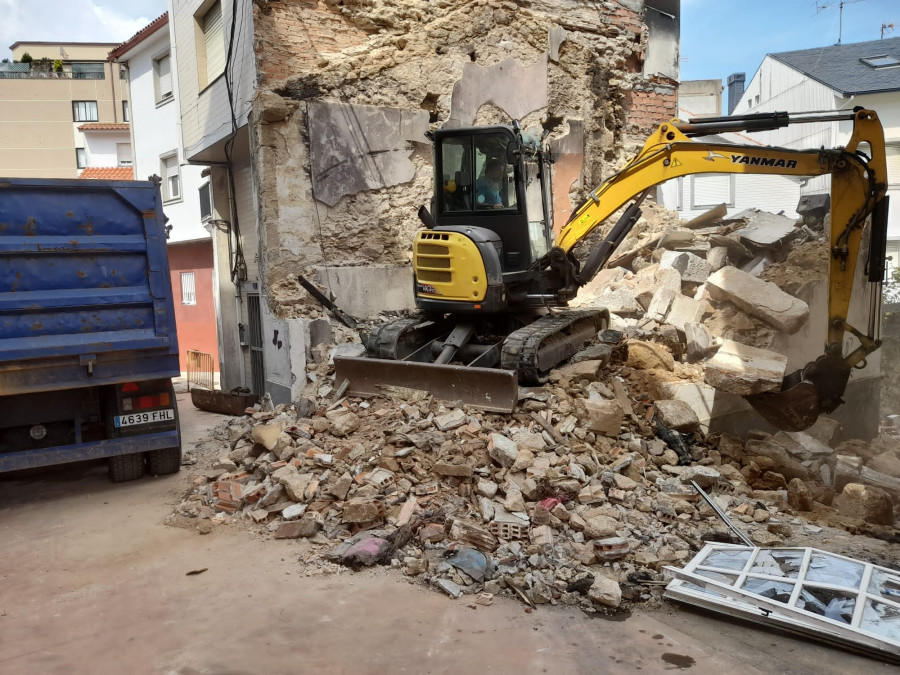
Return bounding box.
[745,379,821,432]
[333,356,519,413]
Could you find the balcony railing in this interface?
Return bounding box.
[0,63,106,80]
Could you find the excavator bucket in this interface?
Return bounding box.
[333,356,519,413]
[745,380,821,432]
[745,357,851,432]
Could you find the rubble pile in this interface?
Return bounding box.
[173,339,899,612]
[572,206,824,374]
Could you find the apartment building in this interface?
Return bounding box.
[168,0,257,393]
[109,13,219,376]
[0,42,129,178]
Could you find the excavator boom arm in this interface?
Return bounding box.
[554,108,888,431]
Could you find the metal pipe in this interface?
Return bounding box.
[690,480,754,547]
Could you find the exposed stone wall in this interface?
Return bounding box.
[250,0,678,318]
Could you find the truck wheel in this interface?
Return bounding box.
[147,447,181,475]
[109,453,145,482]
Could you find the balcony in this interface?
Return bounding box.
[0,62,107,80]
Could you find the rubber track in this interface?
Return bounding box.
[368,318,425,360]
[501,309,607,384]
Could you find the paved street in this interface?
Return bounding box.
[0,391,893,675]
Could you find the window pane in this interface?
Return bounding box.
[199,183,212,220]
[122,100,130,122]
[440,138,471,213]
[524,161,549,259]
[76,148,86,169]
[72,62,105,80]
[474,134,516,211]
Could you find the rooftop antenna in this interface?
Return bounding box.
[882,22,895,39]
[814,0,867,45]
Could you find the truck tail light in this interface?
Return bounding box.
[122,392,171,412]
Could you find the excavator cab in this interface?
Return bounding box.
[413,126,555,313]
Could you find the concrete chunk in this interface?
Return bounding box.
[660,250,711,284]
[654,399,700,433]
[595,287,642,316]
[645,287,676,323]
[580,399,624,436]
[489,433,518,468]
[703,339,787,395]
[665,294,711,332]
[707,267,809,333]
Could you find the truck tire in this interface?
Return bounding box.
[147,447,181,476]
[109,453,145,482]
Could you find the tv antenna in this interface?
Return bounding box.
[814,0,867,45]
[882,22,895,39]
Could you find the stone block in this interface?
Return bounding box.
[251,423,284,451]
[654,399,700,433]
[787,478,814,511]
[665,294,711,332]
[684,322,719,360]
[434,409,467,431]
[707,267,809,333]
[626,339,674,371]
[707,246,729,272]
[587,576,622,608]
[660,250,711,284]
[679,466,720,489]
[433,458,475,477]
[834,483,894,525]
[583,514,619,539]
[645,287,676,323]
[489,433,518,468]
[703,339,787,395]
[342,498,384,523]
[581,399,623,436]
[325,410,361,437]
[595,287,642,316]
[556,359,606,382]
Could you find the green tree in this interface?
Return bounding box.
[18,52,32,64]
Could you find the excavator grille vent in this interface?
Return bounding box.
[418,256,451,269]
[417,243,449,255]
[417,270,452,283]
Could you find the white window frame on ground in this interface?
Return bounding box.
[181,272,197,306]
[196,1,226,89]
[161,152,181,203]
[75,148,86,169]
[73,100,98,122]
[154,52,173,104]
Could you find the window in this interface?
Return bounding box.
[71,62,105,80]
[122,100,130,122]
[438,133,517,214]
[116,144,132,167]
[199,182,213,221]
[861,55,900,69]
[886,145,900,185]
[73,101,98,122]
[691,173,734,208]
[181,272,197,305]
[197,1,226,89]
[161,152,181,202]
[154,53,173,103]
[75,148,86,169]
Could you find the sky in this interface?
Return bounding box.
[2,0,897,85]
[681,0,899,82]
[0,0,167,57]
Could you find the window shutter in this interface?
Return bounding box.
[692,174,732,207]
[165,155,179,178]
[204,2,226,81]
[886,146,900,185]
[158,54,172,98]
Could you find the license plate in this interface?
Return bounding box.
[114,409,175,428]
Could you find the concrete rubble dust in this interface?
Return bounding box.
[170,202,900,615]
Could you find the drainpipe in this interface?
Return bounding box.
[109,61,118,122]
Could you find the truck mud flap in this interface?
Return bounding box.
[333,356,518,413]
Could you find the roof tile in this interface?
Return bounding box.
[79,167,134,181]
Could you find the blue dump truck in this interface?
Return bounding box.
[0,178,182,482]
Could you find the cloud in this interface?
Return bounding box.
[0,0,161,57]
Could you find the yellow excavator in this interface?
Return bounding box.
[334,108,888,431]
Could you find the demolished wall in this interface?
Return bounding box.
[250,0,679,320]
